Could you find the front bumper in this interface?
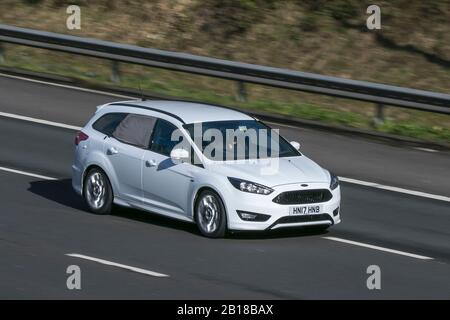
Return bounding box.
[225,182,341,231]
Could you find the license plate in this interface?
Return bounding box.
[289,205,322,215]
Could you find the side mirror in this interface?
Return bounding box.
[170,148,189,163]
[290,141,301,150]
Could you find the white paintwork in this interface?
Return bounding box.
[108,99,253,124]
[170,148,189,161]
[290,141,301,150]
[72,101,341,232]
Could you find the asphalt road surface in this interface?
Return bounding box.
[0,73,449,299]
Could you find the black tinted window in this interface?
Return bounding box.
[150,119,181,156]
[93,113,127,136]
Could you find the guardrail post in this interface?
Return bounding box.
[110,60,120,84]
[373,103,385,126]
[0,43,4,63]
[236,81,247,102]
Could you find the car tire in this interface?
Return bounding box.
[83,168,113,215]
[194,190,227,238]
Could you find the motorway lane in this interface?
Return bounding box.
[0,117,73,178]
[0,117,449,262]
[332,184,450,262]
[0,74,449,298]
[0,75,116,125]
[1,74,450,196]
[1,171,450,299]
[278,125,450,198]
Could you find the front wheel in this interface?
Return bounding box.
[83,168,113,214]
[195,190,227,238]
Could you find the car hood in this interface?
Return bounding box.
[206,156,329,187]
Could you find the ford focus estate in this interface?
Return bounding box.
[72,100,341,237]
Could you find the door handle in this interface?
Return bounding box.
[107,147,118,155]
[145,159,157,167]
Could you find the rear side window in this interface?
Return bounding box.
[112,114,157,148]
[150,119,181,156]
[92,113,127,136]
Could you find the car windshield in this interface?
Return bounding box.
[183,120,300,161]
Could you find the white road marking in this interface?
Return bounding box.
[66,253,169,277]
[0,73,449,203]
[414,147,438,153]
[322,237,434,260]
[0,111,82,131]
[0,72,135,99]
[338,176,450,203]
[0,166,56,180]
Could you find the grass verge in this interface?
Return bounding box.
[1,44,449,144]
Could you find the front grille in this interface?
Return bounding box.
[275,214,333,224]
[272,189,332,205]
[267,213,334,230]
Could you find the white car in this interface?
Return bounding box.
[72,100,341,238]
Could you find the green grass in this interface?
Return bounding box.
[2,45,450,145]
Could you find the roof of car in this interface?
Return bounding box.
[107,100,253,124]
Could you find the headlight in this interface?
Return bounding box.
[329,171,339,190]
[228,177,274,195]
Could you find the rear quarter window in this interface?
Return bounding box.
[92,113,128,136]
[112,114,157,148]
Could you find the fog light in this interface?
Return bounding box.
[237,210,271,222]
[241,212,257,220]
[333,207,340,217]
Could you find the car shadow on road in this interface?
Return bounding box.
[27,178,201,236]
[28,178,328,240]
[228,227,329,240]
[28,178,89,211]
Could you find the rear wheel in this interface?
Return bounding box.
[195,190,227,238]
[83,168,113,214]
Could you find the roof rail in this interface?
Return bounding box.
[107,102,186,124]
